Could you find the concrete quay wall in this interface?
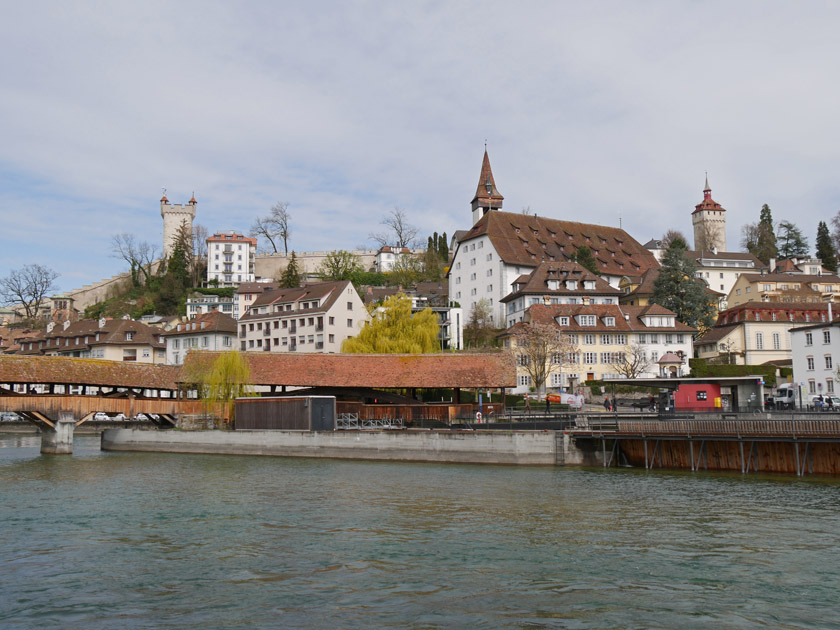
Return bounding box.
[101,428,590,466]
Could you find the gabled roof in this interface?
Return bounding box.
[502,303,695,334]
[15,318,165,355]
[457,210,658,277]
[239,281,352,320]
[235,282,280,295]
[179,351,516,388]
[688,250,764,266]
[501,261,620,303]
[164,311,237,336]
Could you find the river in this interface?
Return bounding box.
[1,433,839,629]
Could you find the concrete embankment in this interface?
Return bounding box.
[102,428,600,466]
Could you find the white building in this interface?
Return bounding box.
[499,303,695,395]
[449,150,659,325]
[238,281,369,353]
[164,311,237,365]
[791,317,839,399]
[186,294,235,319]
[207,232,257,286]
[374,246,414,272]
[235,281,280,320]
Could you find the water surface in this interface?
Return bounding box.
[2,434,839,629]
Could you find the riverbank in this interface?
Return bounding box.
[101,428,602,466]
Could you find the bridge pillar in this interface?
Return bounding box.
[41,412,76,455]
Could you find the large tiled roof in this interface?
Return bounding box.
[239,281,351,321]
[458,210,658,277]
[501,261,620,303]
[235,281,280,295]
[180,351,516,388]
[0,355,178,389]
[506,303,695,334]
[164,311,237,336]
[736,272,840,284]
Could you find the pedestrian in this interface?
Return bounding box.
[524,396,531,413]
[649,395,655,411]
[545,397,551,413]
[828,396,835,410]
[612,396,617,412]
[603,397,611,412]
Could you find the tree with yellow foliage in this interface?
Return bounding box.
[342,293,440,353]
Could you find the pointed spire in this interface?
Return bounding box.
[189,192,197,204]
[703,172,712,200]
[471,148,503,211]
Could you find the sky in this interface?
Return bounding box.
[2,1,840,294]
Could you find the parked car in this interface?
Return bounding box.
[94,412,109,421]
[1,412,22,422]
[809,395,839,410]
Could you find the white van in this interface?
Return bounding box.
[773,383,797,410]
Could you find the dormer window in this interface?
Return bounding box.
[547,280,559,290]
[126,332,134,341]
[578,315,596,326]
[604,317,615,327]
[584,281,595,290]
[566,280,578,290]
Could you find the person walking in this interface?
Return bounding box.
[524,396,531,414]
[603,397,611,412]
[545,397,551,414]
[649,395,656,411]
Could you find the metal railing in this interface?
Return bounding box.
[336,413,404,430]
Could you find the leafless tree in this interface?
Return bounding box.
[832,210,840,253]
[510,322,575,396]
[694,221,721,252]
[463,299,497,349]
[661,229,688,249]
[191,223,209,285]
[615,343,651,379]
[111,233,159,286]
[250,202,291,254]
[369,207,419,249]
[0,264,59,320]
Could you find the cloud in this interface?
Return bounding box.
[1,1,839,292]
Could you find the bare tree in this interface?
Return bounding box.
[369,207,419,249]
[250,202,292,254]
[694,221,721,252]
[463,299,497,349]
[661,229,688,249]
[191,223,209,286]
[510,322,574,396]
[0,264,59,320]
[615,343,651,379]
[111,234,159,286]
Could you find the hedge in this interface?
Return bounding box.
[688,358,777,385]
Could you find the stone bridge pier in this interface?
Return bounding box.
[40,412,76,455]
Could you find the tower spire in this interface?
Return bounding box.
[703,172,711,201]
[470,148,503,224]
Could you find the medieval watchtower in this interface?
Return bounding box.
[160,192,196,259]
[692,175,726,252]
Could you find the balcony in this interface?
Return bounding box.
[263,328,271,336]
[289,343,297,352]
[289,325,297,334]
[316,325,324,332]
[264,344,271,352]
[315,342,324,350]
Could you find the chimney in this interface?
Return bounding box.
[99,317,107,329]
[62,320,71,330]
[769,257,776,272]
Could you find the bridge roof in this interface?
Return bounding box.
[0,355,178,390]
[180,352,517,389]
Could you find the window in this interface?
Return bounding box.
[470,273,476,281]
[805,333,813,346]
[583,352,597,364]
[604,317,615,327]
[347,301,353,310]
[807,357,815,370]
[601,334,611,345]
[697,391,707,401]
[487,269,493,277]
[347,319,353,327]
[583,334,596,345]
[518,375,532,387]
[517,355,530,366]
[772,333,781,350]
[328,334,335,343]
[487,285,493,292]
[558,316,569,326]
[809,380,816,394]
[142,349,150,358]
[826,356,834,370]
[825,331,832,344]
[125,332,134,341]
[755,332,763,350]
[579,315,596,326]
[828,380,835,394]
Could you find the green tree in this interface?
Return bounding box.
[342,293,440,353]
[463,298,497,348]
[387,255,423,287]
[651,237,715,332]
[318,250,363,281]
[572,245,599,275]
[776,220,809,259]
[816,221,838,273]
[279,251,302,288]
[155,221,192,315]
[741,204,778,264]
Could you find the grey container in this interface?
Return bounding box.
[234,396,336,431]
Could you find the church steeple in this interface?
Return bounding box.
[692,173,727,252]
[471,148,503,225]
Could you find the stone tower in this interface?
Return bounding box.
[470,149,504,225]
[692,174,726,252]
[160,192,197,259]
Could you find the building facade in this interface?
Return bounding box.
[790,318,839,398]
[164,311,237,365]
[692,175,727,252]
[207,232,257,286]
[238,281,369,353]
[726,273,840,308]
[500,303,695,394]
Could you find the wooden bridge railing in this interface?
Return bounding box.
[0,395,214,419]
[586,418,840,439]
